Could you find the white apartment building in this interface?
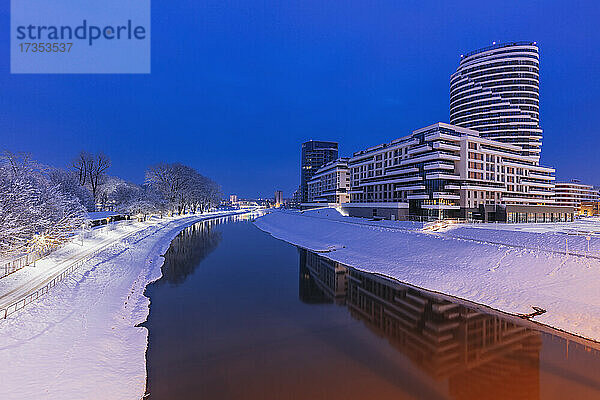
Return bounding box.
[554,181,600,214]
[342,122,573,222]
[450,41,542,160]
[300,41,576,222]
[305,158,350,207]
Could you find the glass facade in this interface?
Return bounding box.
[300,140,338,203]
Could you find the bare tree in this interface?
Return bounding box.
[87,153,111,208]
[72,151,89,186]
[72,151,111,210]
[48,167,95,211]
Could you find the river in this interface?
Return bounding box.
[143,215,600,400]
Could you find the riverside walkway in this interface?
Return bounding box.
[0,210,252,319]
[0,218,167,319]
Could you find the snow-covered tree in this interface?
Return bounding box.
[96,175,125,211]
[108,181,168,218]
[145,163,221,215]
[188,174,221,213]
[0,152,86,256]
[48,168,94,211]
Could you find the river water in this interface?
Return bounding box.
[143,215,600,400]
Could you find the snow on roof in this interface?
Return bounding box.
[86,211,122,220]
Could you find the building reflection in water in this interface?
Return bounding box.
[299,248,589,400]
[299,249,347,304]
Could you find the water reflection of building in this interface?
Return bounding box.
[299,250,347,304]
[160,219,224,285]
[299,249,542,399]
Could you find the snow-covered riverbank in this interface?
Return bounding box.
[254,209,600,343]
[0,210,249,400]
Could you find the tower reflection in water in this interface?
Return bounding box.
[300,249,545,400]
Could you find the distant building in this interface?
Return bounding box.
[342,122,572,222]
[229,194,238,204]
[305,158,350,207]
[451,41,542,160]
[555,180,600,214]
[236,199,260,208]
[274,190,284,207]
[300,140,338,203]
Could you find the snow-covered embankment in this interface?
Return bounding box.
[0,211,246,400]
[254,209,600,343]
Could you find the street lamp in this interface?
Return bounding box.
[30,232,47,267]
[80,223,87,246]
[32,232,47,251]
[586,235,591,254]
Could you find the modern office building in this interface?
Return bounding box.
[305,158,350,207]
[274,190,284,207]
[298,41,575,222]
[450,42,542,160]
[300,140,338,202]
[554,180,600,214]
[342,122,573,222]
[229,194,238,204]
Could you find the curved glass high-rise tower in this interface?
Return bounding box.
[450,41,542,161]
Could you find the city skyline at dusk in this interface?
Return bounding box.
[2,1,600,197]
[3,2,600,399]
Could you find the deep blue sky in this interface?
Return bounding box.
[2,1,599,198]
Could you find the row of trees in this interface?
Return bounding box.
[0,151,221,256]
[145,163,221,215]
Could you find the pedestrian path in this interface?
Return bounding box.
[0,218,163,318]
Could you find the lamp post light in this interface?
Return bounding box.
[80,223,87,246]
[586,236,591,254]
[31,232,47,267]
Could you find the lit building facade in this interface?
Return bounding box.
[450,42,542,160]
[343,123,573,222]
[300,140,338,203]
[580,202,600,217]
[555,181,600,214]
[298,41,576,222]
[305,158,350,206]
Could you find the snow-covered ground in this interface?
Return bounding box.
[254,209,600,343]
[0,210,248,400]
